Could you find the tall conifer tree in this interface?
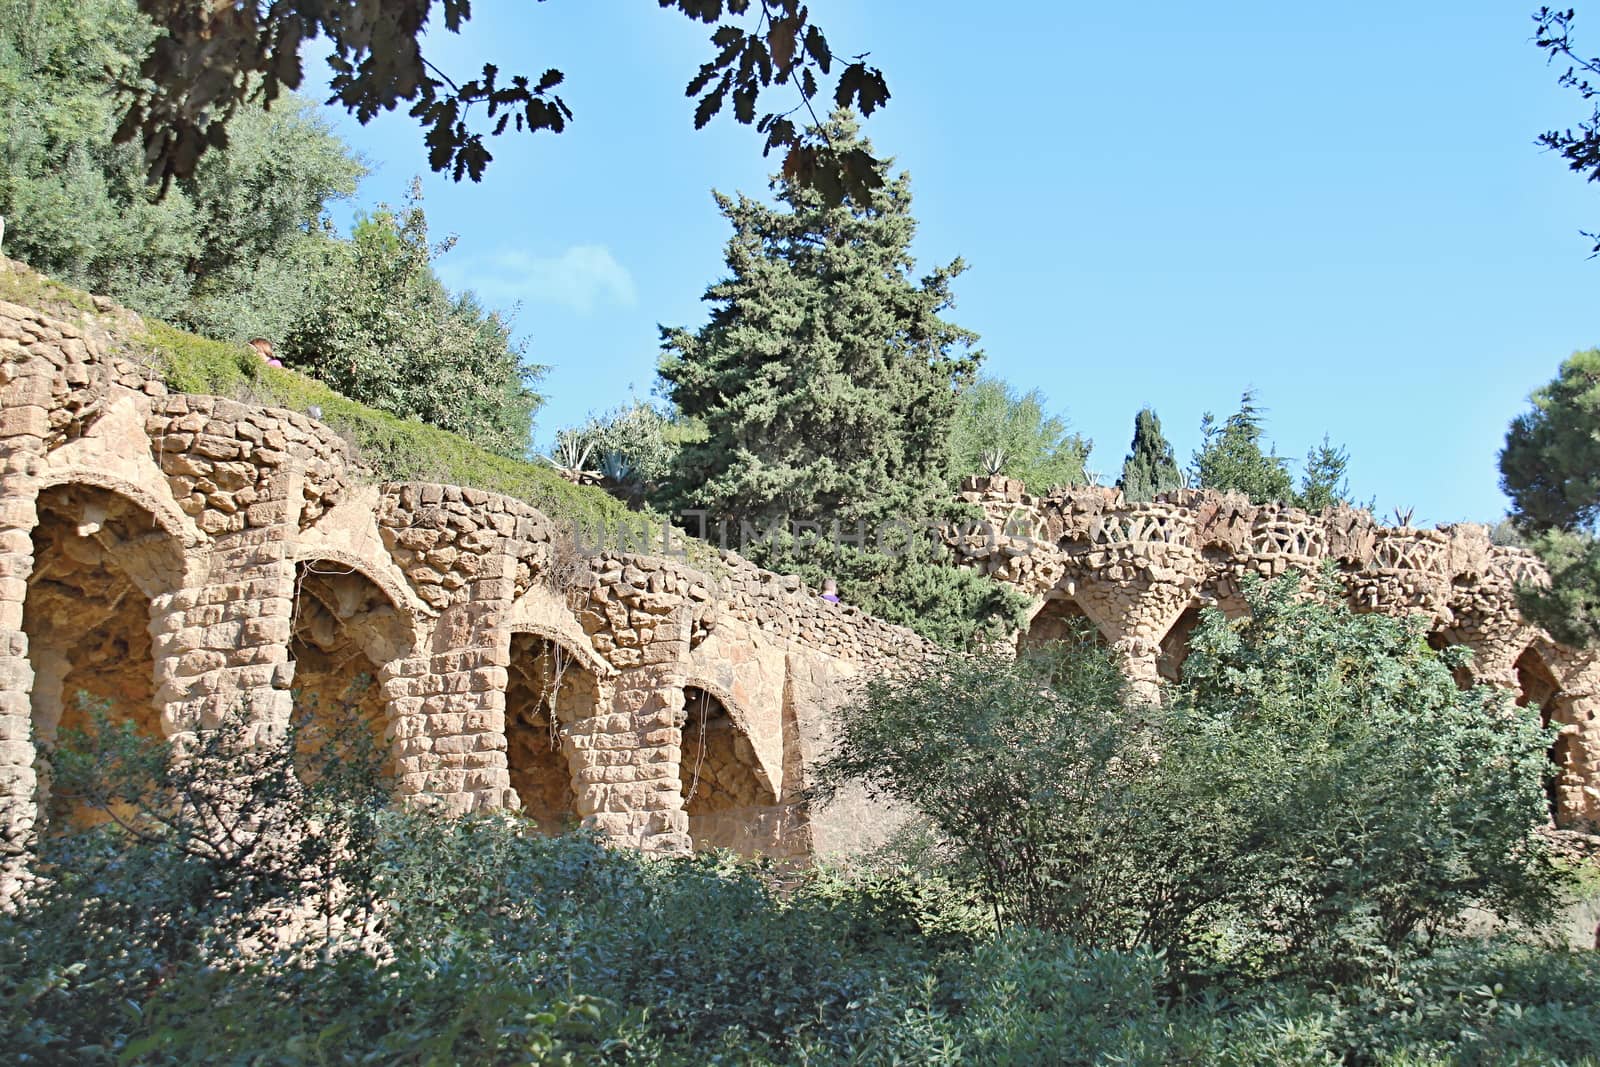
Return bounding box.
[1190,391,1294,504]
[658,112,980,529]
[1117,407,1185,500]
[1295,435,1352,512]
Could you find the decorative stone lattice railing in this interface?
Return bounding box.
[951,476,1600,828]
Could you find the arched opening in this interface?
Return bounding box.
[1426,630,1475,689]
[1514,646,1580,826]
[289,560,410,788]
[505,633,598,834]
[1157,604,1205,685]
[1020,595,1107,656]
[24,484,183,828]
[679,686,779,855]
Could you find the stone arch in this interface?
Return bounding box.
[1157,603,1206,684]
[289,558,416,786]
[1020,593,1109,655]
[289,544,427,627]
[1426,628,1477,689]
[1513,644,1590,827]
[33,468,199,581]
[678,684,780,855]
[24,482,188,827]
[504,631,601,834]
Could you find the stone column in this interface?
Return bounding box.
[152,529,295,741]
[0,346,50,864]
[22,644,69,817]
[391,605,513,815]
[573,557,693,854]
[378,484,523,815]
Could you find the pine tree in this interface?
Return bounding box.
[658,112,980,528]
[1500,348,1600,645]
[1117,407,1185,501]
[1294,435,1352,512]
[1190,391,1294,504]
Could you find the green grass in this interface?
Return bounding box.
[0,264,97,317]
[132,321,635,531]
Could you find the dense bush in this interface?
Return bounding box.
[3,691,1597,1065]
[282,184,545,458]
[819,572,1567,983]
[3,580,1595,1064]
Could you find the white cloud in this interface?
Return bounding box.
[448,245,638,315]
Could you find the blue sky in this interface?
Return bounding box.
[311,1,1596,525]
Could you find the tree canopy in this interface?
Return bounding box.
[1189,391,1294,504]
[1535,6,1600,251]
[124,0,891,203]
[947,377,1091,494]
[283,183,545,458]
[1500,348,1600,644]
[659,112,979,529]
[0,0,363,340]
[1296,434,1354,512]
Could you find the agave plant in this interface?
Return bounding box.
[599,450,637,485]
[540,431,599,485]
[980,446,1008,478]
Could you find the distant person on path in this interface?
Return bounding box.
[821,578,841,604]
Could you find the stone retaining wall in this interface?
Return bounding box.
[0,267,931,867]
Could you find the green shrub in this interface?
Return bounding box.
[818,571,1568,985]
[4,699,1596,1065]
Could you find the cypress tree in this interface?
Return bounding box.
[658,112,980,529]
[1118,407,1185,500]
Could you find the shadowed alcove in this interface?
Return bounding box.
[24,483,184,827]
[505,632,599,834]
[679,685,778,854]
[289,560,412,787]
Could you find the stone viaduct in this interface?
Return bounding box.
[951,476,1600,828]
[0,281,932,861]
[0,268,1594,867]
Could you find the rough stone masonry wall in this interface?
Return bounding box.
[1,261,1595,871]
[0,265,935,870]
[951,476,1600,828]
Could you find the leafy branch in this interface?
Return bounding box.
[119,0,890,203]
[1535,6,1600,251]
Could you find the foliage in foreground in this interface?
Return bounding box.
[2,691,1598,1065]
[818,572,1566,983]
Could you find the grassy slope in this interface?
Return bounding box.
[0,265,634,532]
